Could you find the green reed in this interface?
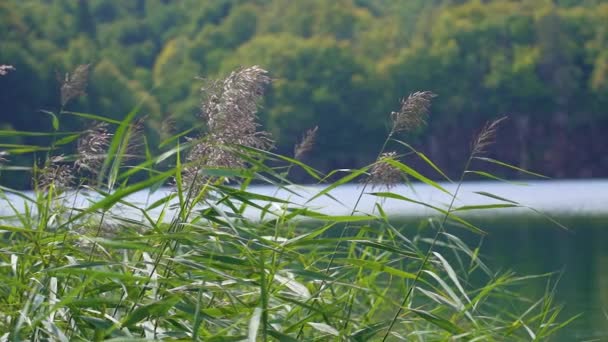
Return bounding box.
[0,65,574,341]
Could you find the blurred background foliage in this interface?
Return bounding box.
[1,0,608,188]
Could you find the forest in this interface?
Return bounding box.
[1,0,608,187]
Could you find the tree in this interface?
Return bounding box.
[76,0,97,39]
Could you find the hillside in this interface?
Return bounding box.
[1,0,608,187]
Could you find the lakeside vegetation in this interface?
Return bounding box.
[0,64,575,340]
[2,0,608,188]
[1,1,601,339]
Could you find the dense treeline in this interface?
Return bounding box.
[1,0,608,187]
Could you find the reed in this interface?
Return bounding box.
[0,65,574,341]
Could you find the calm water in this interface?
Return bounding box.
[443,215,608,341]
[2,180,607,340]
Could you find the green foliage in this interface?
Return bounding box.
[2,0,608,188]
[0,104,573,341]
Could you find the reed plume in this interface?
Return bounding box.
[60,64,90,107]
[75,122,112,177]
[472,116,508,156]
[125,117,146,160]
[184,66,273,189]
[201,65,273,153]
[390,91,436,134]
[294,126,318,160]
[37,155,74,192]
[369,151,402,189]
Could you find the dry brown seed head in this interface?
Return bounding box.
[60,64,90,107]
[184,66,274,191]
[391,91,436,133]
[125,117,146,160]
[200,66,273,150]
[369,151,402,189]
[75,122,112,175]
[472,116,508,157]
[294,126,319,160]
[37,156,74,192]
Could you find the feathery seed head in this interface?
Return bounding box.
[391,91,436,133]
[472,116,508,156]
[201,66,273,153]
[75,122,112,176]
[60,64,90,107]
[369,152,402,189]
[126,117,146,160]
[37,155,74,192]
[184,66,274,191]
[294,126,319,160]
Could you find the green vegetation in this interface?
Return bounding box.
[1,0,608,188]
[0,65,574,340]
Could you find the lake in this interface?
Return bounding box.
[247,180,607,341]
[2,179,606,340]
[466,215,608,341]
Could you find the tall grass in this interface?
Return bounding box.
[0,65,574,341]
